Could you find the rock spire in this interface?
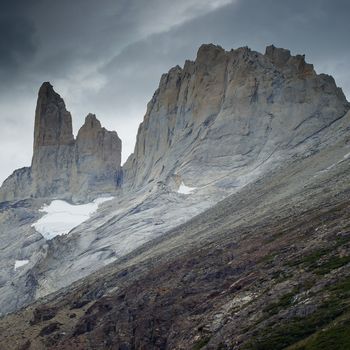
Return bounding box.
[0,83,122,202]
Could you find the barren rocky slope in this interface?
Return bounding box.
[0,43,350,349]
[1,122,350,349]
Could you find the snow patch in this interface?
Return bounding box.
[32,197,113,240]
[177,182,196,194]
[14,260,29,270]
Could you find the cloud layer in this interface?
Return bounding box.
[0,0,349,184]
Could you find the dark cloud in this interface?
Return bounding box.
[0,0,349,184]
[0,16,36,80]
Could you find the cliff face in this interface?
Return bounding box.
[123,44,349,188]
[74,113,122,195]
[0,83,122,202]
[31,82,76,198]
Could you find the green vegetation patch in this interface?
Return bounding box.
[192,336,211,350]
[328,278,350,298]
[287,248,329,268]
[243,276,350,350]
[263,291,296,316]
[287,246,350,276]
[260,253,277,264]
[291,318,350,350]
[314,255,350,275]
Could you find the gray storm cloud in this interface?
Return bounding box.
[0,0,349,184]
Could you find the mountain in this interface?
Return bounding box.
[0,44,350,349]
[123,44,348,189]
[0,82,122,202]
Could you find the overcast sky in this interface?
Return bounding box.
[0,0,349,184]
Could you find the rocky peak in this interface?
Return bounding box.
[265,44,315,76]
[76,113,121,161]
[74,113,122,195]
[31,83,75,198]
[76,114,103,145]
[81,113,102,130]
[123,44,349,189]
[1,44,349,201]
[196,43,225,64]
[265,45,291,67]
[0,84,122,202]
[33,82,74,150]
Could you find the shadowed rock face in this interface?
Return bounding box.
[0,83,122,202]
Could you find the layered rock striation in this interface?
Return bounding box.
[0,83,122,202]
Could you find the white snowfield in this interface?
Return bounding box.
[14,260,29,270]
[177,182,196,194]
[32,197,114,240]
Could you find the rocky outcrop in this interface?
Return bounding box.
[31,82,76,198]
[33,82,74,149]
[0,83,122,202]
[123,44,349,189]
[73,114,122,196]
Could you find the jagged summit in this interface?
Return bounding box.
[82,113,102,129]
[34,81,74,149]
[0,83,122,202]
[161,43,316,76]
[124,43,349,188]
